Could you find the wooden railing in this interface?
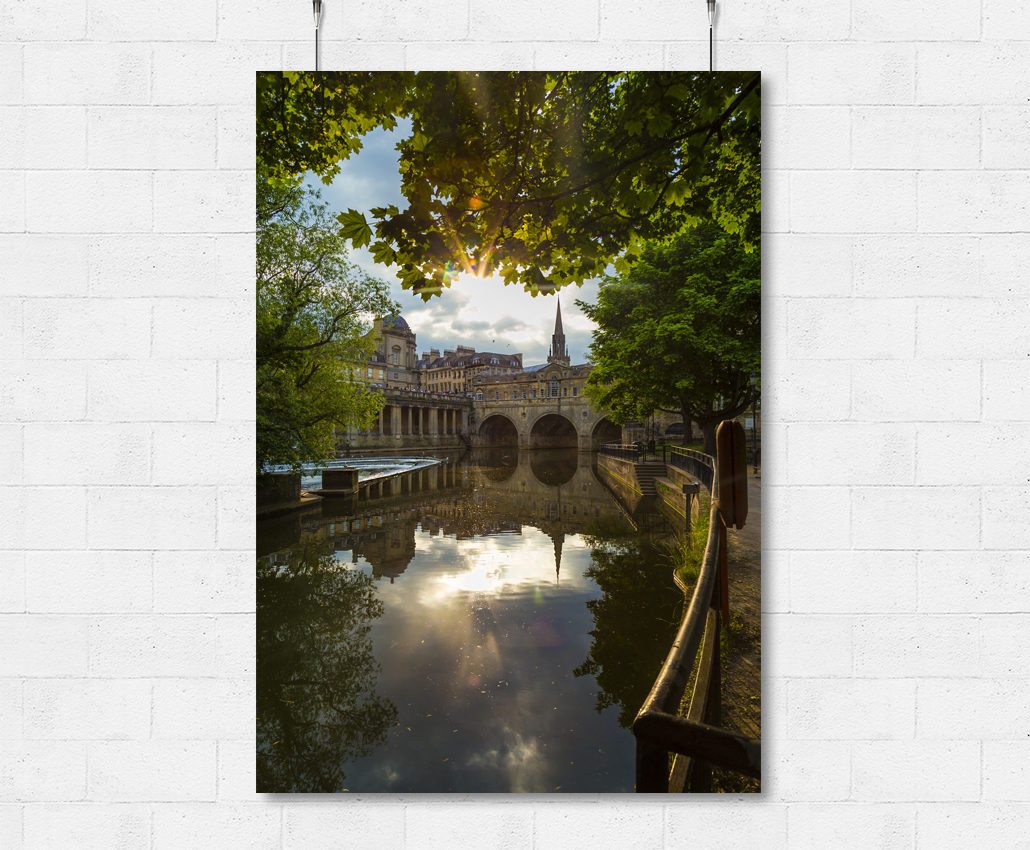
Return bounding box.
[632,442,761,792]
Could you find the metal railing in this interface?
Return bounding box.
[669,446,715,493]
[599,442,671,463]
[631,447,760,792]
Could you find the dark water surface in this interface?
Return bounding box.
[256,448,682,793]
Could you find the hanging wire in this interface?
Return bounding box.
[313,0,323,71]
[707,0,716,72]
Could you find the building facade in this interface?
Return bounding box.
[418,346,523,394]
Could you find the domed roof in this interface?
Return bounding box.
[382,314,409,330]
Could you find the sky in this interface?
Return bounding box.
[305,121,602,366]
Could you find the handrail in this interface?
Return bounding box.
[631,445,760,792]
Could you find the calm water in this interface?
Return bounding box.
[256,448,682,793]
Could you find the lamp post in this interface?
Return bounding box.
[749,372,758,474]
[706,0,716,72]
[312,0,323,71]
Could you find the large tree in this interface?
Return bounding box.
[257,71,760,299]
[257,176,398,473]
[577,224,760,457]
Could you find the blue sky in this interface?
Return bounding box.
[306,121,601,366]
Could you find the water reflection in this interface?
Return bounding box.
[256,448,680,793]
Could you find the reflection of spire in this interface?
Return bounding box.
[554,532,562,583]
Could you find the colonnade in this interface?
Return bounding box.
[364,404,467,438]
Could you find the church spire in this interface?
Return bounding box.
[547,298,570,366]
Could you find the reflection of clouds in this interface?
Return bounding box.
[465,728,548,793]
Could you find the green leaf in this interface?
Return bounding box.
[337,209,372,249]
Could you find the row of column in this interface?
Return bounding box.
[368,405,467,437]
[359,462,459,499]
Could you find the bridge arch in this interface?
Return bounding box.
[529,412,579,449]
[477,413,519,447]
[590,417,622,450]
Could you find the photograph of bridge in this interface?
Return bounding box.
[256,71,761,793]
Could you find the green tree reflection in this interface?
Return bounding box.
[257,542,398,792]
[574,518,683,728]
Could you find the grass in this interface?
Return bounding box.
[668,493,711,586]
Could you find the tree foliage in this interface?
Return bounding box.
[577,225,760,457]
[257,176,398,472]
[257,71,760,299]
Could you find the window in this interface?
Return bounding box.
[378,369,384,379]
[563,387,567,397]
[476,392,483,401]
[522,391,526,400]
[550,379,559,398]
[532,389,537,399]
[366,368,372,378]
[572,387,577,397]
[392,352,399,365]
[494,391,499,400]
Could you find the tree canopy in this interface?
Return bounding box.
[257,176,398,472]
[257,71,760,299]
[577,224,760,456]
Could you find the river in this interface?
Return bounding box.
[256,448,683,793]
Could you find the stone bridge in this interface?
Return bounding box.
[470,393,621,451]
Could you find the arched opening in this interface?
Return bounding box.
[530,413,578,450]
[530,450,578,487]
[665,422,684,437]
[590,417,622,450]
[478,414,519,447]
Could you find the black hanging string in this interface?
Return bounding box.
[313,0,323,71]
[707,0,715,72]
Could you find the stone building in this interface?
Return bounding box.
[371,315,419,390]
[418,346,523,394]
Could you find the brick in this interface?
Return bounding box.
[852,741,979,801]
[984,741,1030,801]
[23,679,150,740]
[763,739,851,802]
[0,45,21,103]
[216,740,255,800]
[767,107,849,171]
[0,235,89,297]
[153,678,251,740]
[599,0,695,40]
[984,0,1030,40]
[791,550,917,613]
[918,299,1030,360]
[0,678,22,738]
[721,0,849,40]
[89,106,217,170]
[536,806,668,848]
[216,615,254,678]
[0,616,87,676]
[853,0,978,40]
[984,361,1030,422]
[24,803,149,850]
[918,44,1030,104]
[23,300,150,360]
[88,615,218,677]
[763,168,790,233]
[982,615,1030,678]
[0,486,86,550]
[0,804,21,849]
[854,235,978,297]
[788,803,915,850]
[152,299,253,360]
[153,171,251,234]
[854,615,979,677]
[217,486,254,551]
[2,0,86,39]
[217,105,254,170]
[920,172,1030,233]
[0,425,22,484]
[218,0,307,40]
[788,678,916,740]
[773,235,853,297]
[87,486,217,550]
[0,742,87,802]
[852,361,980,421]
[852,486,979,550]
[917,423,1030,485]
[471,1,595,41]
[788,299,914,360]
[919,552,1030,613]
[984,487,1030,550]
[406,804,533,849]
[0,107,86,168]
[789,44,915,105]
[214,234,254,299]
[24,423,149,486]
[766,361,850,422]
[152,423,252,486]
[0,362,87,422]
[282,40,407,72]
[151,43,280,106]
[531,42,664,70]
[764,486,851,551]
[88,235,218,299]
[918,803,1030,849]
[25,551,151,614]
[23,44,149,105]
[983,107,1030,170]
[980,235,1030,298]
[26,172,152,234]
[764,614,852,677]
[666,805,788,847]
[217,360,255,422]
[154,803,279,849]
[0,552,25,611]
[0,172,25,232]
[284,805,406,850]
[854,107,979,169]
[0,298,21,359]
[88,361,217,422]
[153,551,251,613]
[88,741,216,802]
[787,423,915,486]
[710,45,788,104]
[791,171,917,233]
[88,0,215,40]
[918,679,1030,738]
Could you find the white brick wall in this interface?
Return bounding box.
[1,0,1026,845]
